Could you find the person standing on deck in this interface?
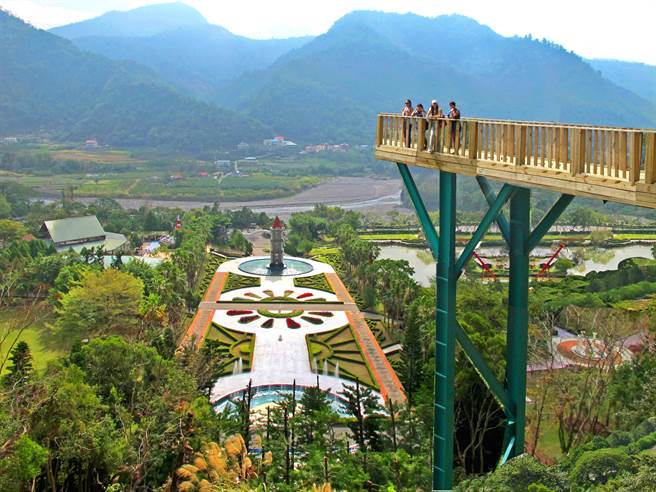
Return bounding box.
[412,103,426,118]
[448,101,461,148]
[402,99,413,147]
[427,100,441,151]
[412,104,427,148]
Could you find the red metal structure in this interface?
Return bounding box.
[473,251,496,278]
[537,242,567,277]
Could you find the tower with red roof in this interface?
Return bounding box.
[269,216,285,270]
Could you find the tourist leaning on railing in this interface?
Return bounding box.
[402,99,413,147]
[427,100,442,151]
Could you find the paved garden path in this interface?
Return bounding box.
[182,271,227,349]
[326,273,406,403]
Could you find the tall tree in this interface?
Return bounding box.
[53,268,144,339]
[3,341,33,387]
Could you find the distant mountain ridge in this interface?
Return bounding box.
[216,11,656,142]
[49,3,313,100]
[587,59,656,107]
[0,9,269,150]
[49,2,208,38]
[12,5,656,148]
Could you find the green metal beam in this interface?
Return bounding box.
[476,176,511,245]
[453,320,513,413]
[527,194,575,251]
[433,171,457,491]
[455,184,516,277]
[397,163,439,259]
[500,436,516,465]
[504,186,531,459]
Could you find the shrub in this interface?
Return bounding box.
[569,448,634,488]
[222,273,260,292]
[454,454,566,492]
[294,273,335,293]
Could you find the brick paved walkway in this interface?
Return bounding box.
[182,271,227,349]
[326,273,406,403]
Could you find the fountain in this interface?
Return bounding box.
[313,356,318,372]
[238,216,313,276]
[232,358,243,375]
[323,360,328,376]
[335,361,340,378]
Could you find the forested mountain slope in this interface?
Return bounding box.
[0,9,270,150]
[51,3,312,100]
[217,11,656,142]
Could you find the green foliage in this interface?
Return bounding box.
[52,268,143,339]
[2,341,33,387]
[222,272,261,293]
[0,435,48,491]
[0,193,11,219]
[455,454,567,492]
[569,448,634,488]
[227,229,252,255]
[0,219,27,243]
[293,273,335,293]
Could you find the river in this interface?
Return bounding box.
[377,244,655,287]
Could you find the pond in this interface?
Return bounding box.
[377,244,655,286]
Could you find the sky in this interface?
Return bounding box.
[2,0,655,65]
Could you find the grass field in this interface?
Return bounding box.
[613,234,656,240]
[0,307,67,375]
[359,233,419,240]
[1,171,323,202]
[49,149,144,164]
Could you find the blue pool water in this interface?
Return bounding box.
[238,258,314,276]
[215,384,349,416]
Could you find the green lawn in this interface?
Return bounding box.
[359,233,419,241]
[0,307,67,375]
[310,246,340,256]
[535,418,564,462]
[613,233,656,240]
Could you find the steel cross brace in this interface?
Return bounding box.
[455,184,516,278]
[476,176,511,244]
[397,163,439,259]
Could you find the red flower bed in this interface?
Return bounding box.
[239,315,260,324]
[227,310,253,316]
[286,318,301,328]
[297,292,314,299]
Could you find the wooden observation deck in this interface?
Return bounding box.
[375,114,656,208]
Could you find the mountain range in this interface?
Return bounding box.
[1,2,655,150]
[50,3,312,100]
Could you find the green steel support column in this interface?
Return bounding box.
[434,171,457,491]
[504,186,531,459]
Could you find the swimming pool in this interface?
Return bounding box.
[214,383,350,417]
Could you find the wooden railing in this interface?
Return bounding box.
[376,114,656,186]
